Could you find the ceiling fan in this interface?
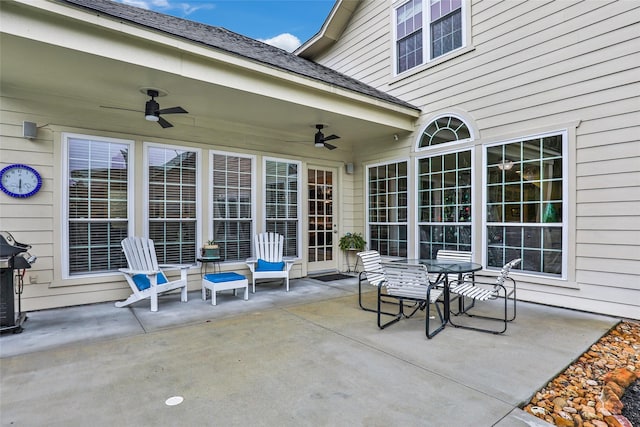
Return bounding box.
[313,124,340,150]
[143,89,188,128]
[100,88,188,128]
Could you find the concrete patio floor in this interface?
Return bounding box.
[0,275,620,426]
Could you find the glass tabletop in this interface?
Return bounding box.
[392,258,483,274]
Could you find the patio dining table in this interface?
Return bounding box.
[394,258,483,322]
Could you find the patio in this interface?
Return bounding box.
[0,275,619,426]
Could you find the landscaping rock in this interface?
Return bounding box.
[523,321,639,426]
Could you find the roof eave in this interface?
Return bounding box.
[295,0,362,59]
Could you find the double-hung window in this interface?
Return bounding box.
[395,0,465,74]
[264,158,300,258]
[211,152,254,262]
[64,134,131,276]
[146,145,198,264]
[367,161,408,257]
[485,133,566,276]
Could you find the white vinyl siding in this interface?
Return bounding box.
[311,0,639,318]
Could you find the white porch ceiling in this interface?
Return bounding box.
[1,24,417,151]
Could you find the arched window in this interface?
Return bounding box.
[419,115,471,148]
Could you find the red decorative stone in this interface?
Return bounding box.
[603,368,638,389]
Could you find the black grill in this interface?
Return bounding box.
[1,231,36,334]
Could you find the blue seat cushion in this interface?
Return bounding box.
[132,272,168,291]
[204,272,246,283]
[256,259,285,271]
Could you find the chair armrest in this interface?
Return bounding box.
[159,264,192,270]
[119,268,159,276]
[246,258,257,273]
[283,256,296,269]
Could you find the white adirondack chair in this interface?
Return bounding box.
[117,236,190,312]
[246,232,295,292]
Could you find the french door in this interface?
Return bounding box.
[307,167,338,273]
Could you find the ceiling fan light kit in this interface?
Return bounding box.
[313,124,340,150]
[143,89,187,128]
[144,96,160,121]
[100,87,188,128]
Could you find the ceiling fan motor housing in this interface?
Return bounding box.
[145,99,160,120]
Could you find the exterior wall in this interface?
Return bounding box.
[311,0,640,319]
[0,96,353,310]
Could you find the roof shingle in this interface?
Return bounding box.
[57,0,419,111]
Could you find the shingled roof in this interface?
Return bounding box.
[57,0,419,112]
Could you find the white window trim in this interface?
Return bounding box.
[482,130,569,280]
[391,0,471,77]
[262,156,302,259]
[208,149,257,264]
[143,141,202,258]
[414,146,476,258]
[61,133,135,280]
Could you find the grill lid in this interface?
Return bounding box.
[0,231,31,258]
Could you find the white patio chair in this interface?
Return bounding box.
[378,262,446,339]
[356,250,386,312]
[116,236,190,312]
[436,249,474,314]
[448,258,521,334]
[246,232,295,292]
[357,250,416,315]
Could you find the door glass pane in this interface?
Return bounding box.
[308,169,333,263]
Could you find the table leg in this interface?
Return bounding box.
[443,273,451,323]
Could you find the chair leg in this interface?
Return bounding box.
[425,287,446,339]
[377,286,402,329]
[180,285,188,303]
[359,276,391,313]
[377,293,424,330]
[150,291,158,312]
[448,285,510,334]
[357,274,375,312]
[361,275,417,315]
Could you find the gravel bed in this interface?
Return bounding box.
[523,320,639,426]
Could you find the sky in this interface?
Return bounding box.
[115,0,336,52]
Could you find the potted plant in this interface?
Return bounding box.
[201,240,220,258]
[339,232,366,251]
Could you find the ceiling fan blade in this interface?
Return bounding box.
[158,106,188,115]
[158,116,173,128]
[324,142,337,150]
[323,134,340,142]
[100,105,141,113]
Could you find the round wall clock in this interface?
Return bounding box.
[0,164,43,198]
